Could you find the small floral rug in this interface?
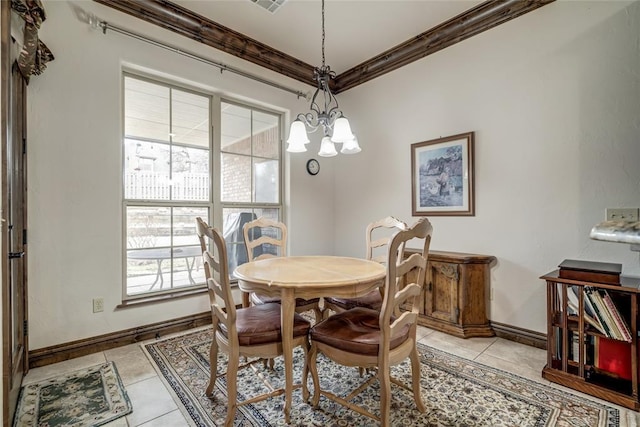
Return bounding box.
[144,328,636,427]
[13,361,132,427]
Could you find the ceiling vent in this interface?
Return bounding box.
[250,0,286,13]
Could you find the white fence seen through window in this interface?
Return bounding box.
[125,172,209,201]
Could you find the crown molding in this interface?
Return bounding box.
[93,0,318,87]
[333,0,554,93]
[93,0,554,93]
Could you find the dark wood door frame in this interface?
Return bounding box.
[93,0,554,93]
[2,2,29,424]
[1,1,12,424]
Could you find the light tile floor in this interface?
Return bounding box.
[22,325,639,426]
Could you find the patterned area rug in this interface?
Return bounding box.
[13,361,132,427]
[144,328,636,427]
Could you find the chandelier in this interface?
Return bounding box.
[286,0,361,157]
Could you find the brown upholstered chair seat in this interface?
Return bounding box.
[310,307,410,356]
[251,293,321,308]
[323,216,407,318]
[323,290,382,312]
[308,218,432,425]
[219,302,311,346]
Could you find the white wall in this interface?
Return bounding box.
[332,1,640,333]
[27,0,335,349]
[27,0,640,350]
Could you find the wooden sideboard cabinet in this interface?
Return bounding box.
[405,249,496,338]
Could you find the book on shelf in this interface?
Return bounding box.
[570,333,582,362]
[557,286,576,315]
[590,287,623,340]
[585,287,632,342]
[583,310,606,334]
[566,286,605,334]
[601,290,632,342]
[584,287,615,339]
[555,327,563,360]
[565,286,579,314]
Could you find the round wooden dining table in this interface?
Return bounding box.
[234,255,386,423]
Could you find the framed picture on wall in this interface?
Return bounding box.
[411,132,475,216]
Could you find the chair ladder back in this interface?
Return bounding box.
[196,217,218,307]
[381,218,433,327]
[196,217,212,280]
[202,229,237,335]
[366,216,408,265]
[243,217,287,262]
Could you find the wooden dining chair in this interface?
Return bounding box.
[196,217,211,277]
[196,218,312,427]
[243,217,323,323]
[307,217,433,426]
[324,216,408,314]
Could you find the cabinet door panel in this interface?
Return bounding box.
[425,261,459,323]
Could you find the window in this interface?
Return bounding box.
[122,75,282,300]
[220,101,282,273]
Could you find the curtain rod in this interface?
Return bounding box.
[90,17,309,99]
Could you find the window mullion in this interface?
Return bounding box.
[169,87,174,202]
[168,88,173,289]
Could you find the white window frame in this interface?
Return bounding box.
[218,99,285,272]
[121,72,284,303]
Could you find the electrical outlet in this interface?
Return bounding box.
[606,208,639,222]
[93,297,104,313]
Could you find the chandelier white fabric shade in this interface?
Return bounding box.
[286,119,310,152]
[318,136,338,157]
[317,134,361,157]
[286,139,308,153]
[330,117,353,143]
[285,0,361,157]
[341,135,362,154]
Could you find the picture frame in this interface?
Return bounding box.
[411,132,475,216]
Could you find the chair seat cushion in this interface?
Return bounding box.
[324,290,382,311]
[310,307,410,356]
[219,303,311,346]
[251,293,320,308]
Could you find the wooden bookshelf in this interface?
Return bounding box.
[541,270,639,410]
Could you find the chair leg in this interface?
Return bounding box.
[261,357,276,370]
[308,342,321,406]
[409,344,426,413]
[301,340,310,402]
[242,291,251,308]
[206,332,219,396]
[225,346,240,427]
[379,359,391,427]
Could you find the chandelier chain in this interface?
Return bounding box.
[321,0,325,67]
[285,0,360,155]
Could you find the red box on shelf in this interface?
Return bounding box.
[594,336,632,380]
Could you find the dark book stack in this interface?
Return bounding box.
[558,259,621,285]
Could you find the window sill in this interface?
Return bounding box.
[117,279,240,309]
[117,287,208,309]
